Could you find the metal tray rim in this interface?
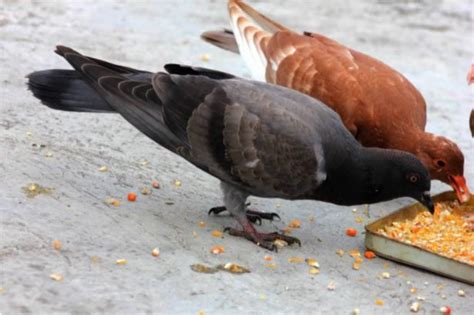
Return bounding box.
[364,191,474,284]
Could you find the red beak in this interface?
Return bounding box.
[449,175,471,203]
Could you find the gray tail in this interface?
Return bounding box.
[27,69,114,113]
[201,29,239,54]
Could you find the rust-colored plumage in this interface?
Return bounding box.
[202,0,470,202]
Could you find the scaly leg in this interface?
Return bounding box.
[220,182,300,251]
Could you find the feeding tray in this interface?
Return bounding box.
[365,191,474,285]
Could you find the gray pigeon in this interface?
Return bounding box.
[27,46,434,250]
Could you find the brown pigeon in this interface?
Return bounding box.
[202,0,470,203]
[468,65,474,137]
[27,46,434,250]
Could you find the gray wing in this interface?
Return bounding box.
[154,74,327,198]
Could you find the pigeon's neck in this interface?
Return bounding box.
[314,146,400,205]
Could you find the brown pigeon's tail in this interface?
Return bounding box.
[27,69,115,113]
[228,0,290,81]
[201,29,239,54]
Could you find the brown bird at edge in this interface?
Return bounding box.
[202,0,470,203]
[467,64,474,137]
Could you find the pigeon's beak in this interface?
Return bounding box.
[448,175,471,204]
[420,191,434,214]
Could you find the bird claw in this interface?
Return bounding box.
[246,209,281,222]
[223,227,301,251]
[208,206,227,216]
[208,206,280,224]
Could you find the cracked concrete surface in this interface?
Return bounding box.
[0,0,473,314]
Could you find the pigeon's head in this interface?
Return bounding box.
[417,134,469,203]
[364,148,434,213]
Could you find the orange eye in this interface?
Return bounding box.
[409,175,418,183]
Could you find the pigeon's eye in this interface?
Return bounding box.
[407,174,419,183]
[436,159,446,168]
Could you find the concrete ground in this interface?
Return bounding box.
[1,0,473,314]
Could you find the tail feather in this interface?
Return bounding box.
[227,0,288,81]
[27,69,114,113]
[232,0,289,33]
[201,29,239,54]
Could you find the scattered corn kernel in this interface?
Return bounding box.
[288,219,301,228]
[200,53,211,62]
[151,247,160,257]
[352,262,361,270]
[45,152,53,158]
[364,251,376,259]
[127,192,137,202]
[264,263,277,269]
[49,273,63,281]
[375,298,384,306]
[98,166,108,172]
[198,221,206,228]
[106,198,121,206]
[346,228,358,237]
[211,230,223,238]
[174,180,182,187]
[116,259,127,265]
[305,258,320,268]
[410,302,420,312]
[336,249,345,257]
[151,180,160,189]
[348,249,361,258]
[309,267,320,275]
[28,183,37,192]
[273,239,288,248]
[382,272,391,279]
[457,289,465,297]
[263,255,273,262]
[222,263,250,274]
[439,306,451,315]
[52,239,62,250]
[210,245,224,254]
[352,308,360,315]
[141,187,151,195]
[410,287,417,294]
[288,256,304,263]
[282,227,292,235]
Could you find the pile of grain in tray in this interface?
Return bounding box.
[377,202,473,265]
